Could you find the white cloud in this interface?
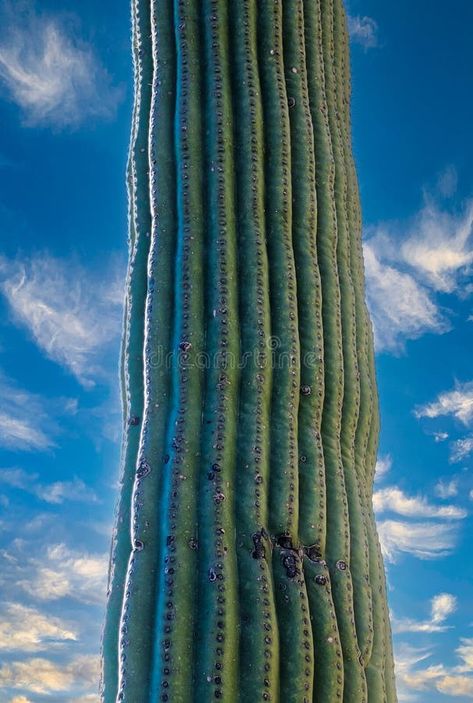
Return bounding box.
[0,654,99,695]
[0,467,98,504]
[9,697,33,703]
[0,253,124,386]
[415,381,473,425]
[0,3,122,128]
[1,540,108,606]
[0,602,77,652]
[434,479,459,499]
[374,454,392,482]
[395,639,473,700]
[16,543,108,605]
[431,593,457,624]
[450,436,473,463]
[437,166,459,199]
[347,15,379,49]
[433,431,449,442]
[378,520,460,562]
[399,198,473,293]
[364,181,473,352]
[0,375,55,451]
[363,241,447,353]
[373,486,466,519]
[393,593,457,634]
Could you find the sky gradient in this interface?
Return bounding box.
[0,1,472,701]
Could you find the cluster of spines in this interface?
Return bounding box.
[101,1,398,702]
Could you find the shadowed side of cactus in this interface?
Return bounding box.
[100,1,398,701]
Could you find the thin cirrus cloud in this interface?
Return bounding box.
[363,169,473,353]
[347,15,379,50]
[450,436,473,463]
[0,467,98,505]
[392,593,457,634]
[377,520,460,563]
[0,253,124,387]
[374,481,466,561]
[0,2,122,129]
[0,374,56,452]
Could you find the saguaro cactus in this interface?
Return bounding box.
[101,1,398,701]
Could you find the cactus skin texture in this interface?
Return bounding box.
[100,1,398,702]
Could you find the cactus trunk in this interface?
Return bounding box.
[101,1,397,701]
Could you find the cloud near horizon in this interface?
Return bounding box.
[0,2,122,129]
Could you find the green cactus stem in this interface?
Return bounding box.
[101,1,398,702]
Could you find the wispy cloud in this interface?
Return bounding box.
[0,374,56,451]
[363,241,447,353]
[0,602,77,652]
[393,593,457,634]
[414,381,473,425]
[364,172,473,352]
[347,15,379,50]
[450,436,473,463]
[434,479,459,499]
[17,543,108,605]
[0,253,124,386]
[0,654,99,695]
[0,2,122,129]
[373,486,466,519]
[0,467,98,504]
[374,454,392,482]
[1,540,108,606]
[395,639,473,700]
[378,520,460,562]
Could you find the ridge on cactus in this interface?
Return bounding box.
[101,1,398,701]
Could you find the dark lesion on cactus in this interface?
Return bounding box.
[252,528,269,559]
[304,544,322,562]
[136,459,151,479]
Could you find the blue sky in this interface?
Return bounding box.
[0,1,472,701]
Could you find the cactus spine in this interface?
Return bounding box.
[101,1,397,701]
